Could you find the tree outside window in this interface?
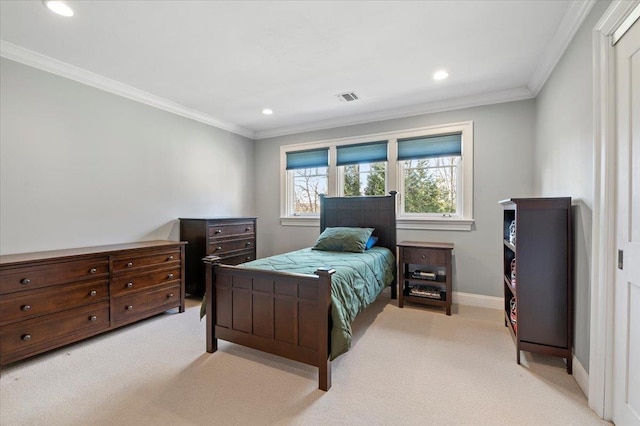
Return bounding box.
[291,167,327,214]
[403,157,458,214]
[343,162,386,196]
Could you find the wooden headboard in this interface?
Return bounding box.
[319,192,397,254]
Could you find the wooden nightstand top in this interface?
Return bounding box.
[397,241,454,250]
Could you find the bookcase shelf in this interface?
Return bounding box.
[504,275,516,295]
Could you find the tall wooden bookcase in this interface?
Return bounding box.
[500,197,573,373]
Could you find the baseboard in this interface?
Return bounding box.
[572,355,589,397]
[453,291,502,310]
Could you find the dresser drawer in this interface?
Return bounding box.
[0,301,109,363]
[0,257,109,295]
[112,249,181,272]
[0,279,108,326]
[208,222,255,239]
[111,266,181,296]
[207,237,255,256]
[403,247,447,266]
[112,284,181,327]
[220,251,256,265]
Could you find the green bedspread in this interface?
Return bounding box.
[238,246,396,359]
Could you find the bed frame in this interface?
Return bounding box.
[203,192,397,391]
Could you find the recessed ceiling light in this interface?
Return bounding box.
[43,1,74,17]
[262,108,273,115]
[433,70,449,81]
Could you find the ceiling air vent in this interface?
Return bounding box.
[336,92,359,102]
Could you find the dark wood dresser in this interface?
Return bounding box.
[179,217,257,296]
[0,240,186,370]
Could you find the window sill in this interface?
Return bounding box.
[280,216,320,227]
[397,217,474,231]
[280,216,474,231]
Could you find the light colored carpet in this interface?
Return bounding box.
[0,292,609,426]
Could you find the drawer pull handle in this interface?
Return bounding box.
[126,305,133,310]
[167,293,174,298]
[246,242,252,246]
[216,246,222,251]
[20,278,31,285]
[89,268,97,274]
[89,315,97,322]
[245,227,251,231]
[90,290,97,296]
[167,273,174,279]
[126,262,133,268]
[22,334,31,341]
[246,256,252,261]
[215,229,222,234]
[21,305,31,312]
[126,282,133,288]
[421,255,426,259]
[168,255,174,261]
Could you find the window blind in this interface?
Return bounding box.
[286,148,329,170]
[336,141,388,166]
[397,133,462,160]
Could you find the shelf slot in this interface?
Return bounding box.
[503,239,516,252]
[504,275,516,295]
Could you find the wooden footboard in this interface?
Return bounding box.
[204,257,335,391]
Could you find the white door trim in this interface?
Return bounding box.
[590,0,640,419]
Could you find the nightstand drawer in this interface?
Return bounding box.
[403,248,447,266]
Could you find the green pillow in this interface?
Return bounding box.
[312,227,374,253]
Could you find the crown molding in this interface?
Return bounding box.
[4,0,591,144]
[597,0,640,40]
[527,0,596,96]
[254,86,533,140]
[2,39,532,142]
[0,41,255,139]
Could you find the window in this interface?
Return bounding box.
[286,148,329,215]
[280,122,473,230]
[398,133,461,216]
[337,141,387,196]
[342,163,387,196]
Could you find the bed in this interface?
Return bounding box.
[202,193,397,391]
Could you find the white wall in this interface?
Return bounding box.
[255,100,536,298]
[0,58,255,255]
[533,0,611,373]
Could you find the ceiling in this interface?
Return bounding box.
[0,1,593,139]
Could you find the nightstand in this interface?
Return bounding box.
[398,241,454,315]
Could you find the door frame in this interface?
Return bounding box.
[590,0,640,419]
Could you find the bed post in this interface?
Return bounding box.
[203,255,221,353]
[315,267,335,391]
[388,191,398,299]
